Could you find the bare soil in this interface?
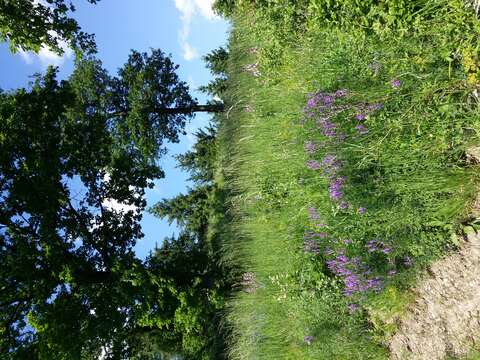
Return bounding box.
[388,230,480,359]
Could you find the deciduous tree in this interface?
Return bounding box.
[0,47,220,358]
[0,0,99,54]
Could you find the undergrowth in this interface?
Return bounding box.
[214,1,480,358]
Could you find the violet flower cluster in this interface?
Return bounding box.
[328,176,345,202]
[304,141,319,154]
[303,230,327,255]
[300,87,407,306]
[243,63,261,77]
[365,239,392,255]
[326,250,383,296]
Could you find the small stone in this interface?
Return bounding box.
[466,146,480,164]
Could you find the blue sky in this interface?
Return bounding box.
[0,0,229,259]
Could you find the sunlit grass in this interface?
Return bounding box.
[214,6,479,359]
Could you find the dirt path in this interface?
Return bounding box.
[388,229,480,359]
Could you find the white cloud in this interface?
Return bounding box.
[181,35,199,61]
[17,31,73,68]
[36,44,73,67]
[194,0,218,20]
[174,0,218,61]
[18,50,34,64]
[101,173,138,214]
[102,198,137,214]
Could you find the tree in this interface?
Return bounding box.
[199,47,229,98]
[212,0,236,17]
[0,0,99,54]
[145,122,234,359]
[0,66,147,359]
[176,126,217,184]
[0,47,217,358]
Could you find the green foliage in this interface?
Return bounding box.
[0,67,147,358]
[115,49,197,158]
[212,0,237,17]
[146,116,231,358]
[203,47,229,76]
[0,0,98,54]
[176,126,218,184]
[200,47,230,98]
[0,48,205,357]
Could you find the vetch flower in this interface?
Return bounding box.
[329,177,345,201]
[334,89,348,97]
[304,141,317,154]
[348,303,359,313]
[391,79,401,88]
[367,103,383,111]
[304,335,314,345]
[355,124,369,135]
[306,160,321,170]
[339,201,349,209]
[307,207,321,221]
[388,270,397,277]
[303,239,321,255]
[317,117,337,137]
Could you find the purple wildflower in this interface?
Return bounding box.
[317,117,337,137]
[358,207,366,215]
[304,141,317,154]
[306,97,317,109]
[367,103,383,111]
[323,95,334,106]
[355,124,369,135]
[326,252,385,297]
[303,239,321,255]
[334,89,348,97]
[366,240,380,252]
[391,79,401,88]
[348,303,359,313]
[307,207,321,221]
[304,335,314,345]
[322,154,336,167]
[329,177,345,201]
[339,201,349,209]
[381,247,392,254]
[355,113,366,121]
[306,160,321,170]
[366,240,393,256]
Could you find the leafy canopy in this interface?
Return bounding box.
[0,48,198,358]
[0,0,99,54]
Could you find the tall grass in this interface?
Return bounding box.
[214,3,479,358]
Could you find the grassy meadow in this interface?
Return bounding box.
[211,1,480,359]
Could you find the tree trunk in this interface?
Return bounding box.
[113,104,225,118]
[157,104,224,114]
